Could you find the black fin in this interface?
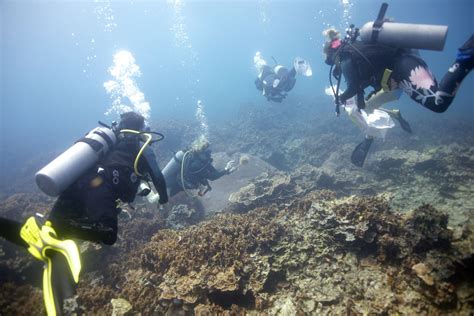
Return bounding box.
[396,112,412,134]
[351,138,374,167]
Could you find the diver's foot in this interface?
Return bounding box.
[457,35,474,69]
[392,109,412,134]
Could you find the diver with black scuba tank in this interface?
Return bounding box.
[324,3,474,166]
[254,52,313,103]
[0,111,168,316]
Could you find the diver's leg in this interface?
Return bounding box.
[84,187,119,246]
[284,77,297,92]
[392,37,473,113]
[49,173,118,245]
[0,217,28,248]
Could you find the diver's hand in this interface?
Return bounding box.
[224,160,237,174]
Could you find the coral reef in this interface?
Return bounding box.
[69,185,472,314]
[0,103,473,314]
[166,204,201,229]
[0,283,44,316]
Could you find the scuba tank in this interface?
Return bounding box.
[162,150,185,193]
[274,65,289,78]
[360,21,448,51]
[329,2,447,115]
[359,3,448,51]
[35,125,118,197]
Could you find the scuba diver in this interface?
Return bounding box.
[254,52,313,103]
[0,111,168,315]
[162,136,237,198]
[324,3,474,166]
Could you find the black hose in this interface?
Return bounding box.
[98,121,111,129]
[146,131,165,144]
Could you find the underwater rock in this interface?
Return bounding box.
[269,296,297,315]
[166,204,200,229]
[111,298,133,316]
[199,152,276,216]
[63,295,82,315]
[228,171,292,212]
[404,204,452,253]
[228,165,336,213]
[412,262,435,286]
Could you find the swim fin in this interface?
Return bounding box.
[20,217,81,316]
[392,109,412,133]
[351,138,374,167]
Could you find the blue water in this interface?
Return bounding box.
[1,0,473,186]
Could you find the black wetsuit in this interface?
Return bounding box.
[333,40,473,113]
[0,134,168,246]
[255,65,297,103]
[168,149,228,197]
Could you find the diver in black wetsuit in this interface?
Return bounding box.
[0,111,168,315]
[254,52,312,103]
[255,64,298,103]
[48,111,168,244]
[163,137,237,198]
[325,30,474,114]
[324,24,474,166]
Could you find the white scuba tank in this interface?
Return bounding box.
[35,127,117,197]
[162,150,185,193]
[360,21,448,51]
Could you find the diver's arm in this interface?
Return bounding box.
[142,147,168,204]
[206,164,228,181]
